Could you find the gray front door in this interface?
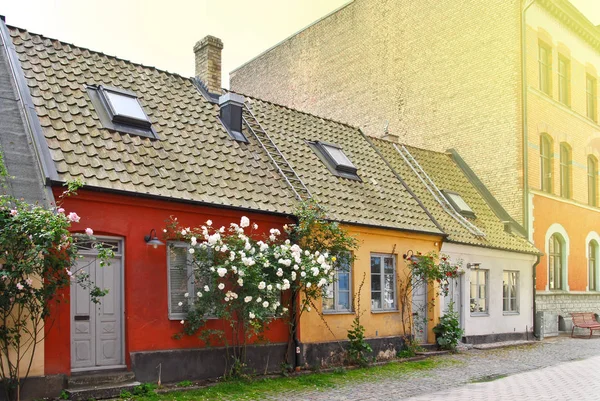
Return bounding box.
[71,238,123,370]
[412,279,428,343]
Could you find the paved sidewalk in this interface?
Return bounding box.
[406,354,600,400]
[266,335,600,400]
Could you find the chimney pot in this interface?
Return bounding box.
[194,35,223,95]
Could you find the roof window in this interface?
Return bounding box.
[311,141,360,180]
[442,190,476,218]
[86,85,157,139]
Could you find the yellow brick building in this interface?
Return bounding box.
[231,0,600,334]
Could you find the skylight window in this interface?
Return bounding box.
[310,141,360,180]
[443,190,476,218]
[86,85,157,139]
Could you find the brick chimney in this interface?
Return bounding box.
[194,35,223,94]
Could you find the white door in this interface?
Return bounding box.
[71,238,123,371]
[412,279,428,343]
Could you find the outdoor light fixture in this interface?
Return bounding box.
[402,250,421,263]
[144,229,165,249]
[467,263,481,270]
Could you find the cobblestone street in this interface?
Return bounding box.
[266,335,600,400]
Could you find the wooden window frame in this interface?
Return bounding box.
[502,271,519,314]
[470,269,488,315]
[559,143,572,199]
[549,234,564,291]
[557,55,570,107]
[540,135,553,193]
[538,42,552,96]
[588,156,598,207]
[323,253,353,313]
[370,254,397,312]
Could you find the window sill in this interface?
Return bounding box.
[323,311,355,316]
[470,313,489,317]
[503,312,520,316]
[371,309,399,314]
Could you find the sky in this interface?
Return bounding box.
[1,0,599,89]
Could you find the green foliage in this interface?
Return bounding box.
[346,317,372,367]
[432,302,464,351]
[119,390,132,399]
[132,383,155,395]
[0,183,110,401]
[346,273,371,367]
[397,339,424,358]
[59,390,69,400]
[176,380,193,387]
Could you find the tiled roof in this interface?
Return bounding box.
[242,97,442,233]
[7,27,296,214]
[372,139,540,254]
[6,26,442,234]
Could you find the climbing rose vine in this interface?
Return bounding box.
[167,216,337,333]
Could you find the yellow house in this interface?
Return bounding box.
[236,96,445,364]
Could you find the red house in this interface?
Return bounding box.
[0,21,298,398]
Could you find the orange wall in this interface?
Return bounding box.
[45,188,293,375]
[300,224,443,344]
[533,193,600,291]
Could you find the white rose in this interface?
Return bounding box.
[204,285,210,291]
[180,320,185,324]
[256,297,262,303]
[240,216,250,228]
[306,282,312,288]
[184,293,189,298]
[301,271,306,277]
[244,296,252,303]
[263,301,269,308]
[249,312,255,319]
[190,237,197,246]
[218,283,225,290]
[217,267,227,277]
[291,272,297,280]
[267,284,273,291]
[197,292,202,298]
[253,223,258,230]
[178,302,183,306]
[206,220,212,226]
[188,248,195,254]
[258,281,266,290]
[237,278,244,286]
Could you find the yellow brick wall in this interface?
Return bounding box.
[526,4,600,208]
[231,0,525,223]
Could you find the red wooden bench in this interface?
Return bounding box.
[571,312,600,338]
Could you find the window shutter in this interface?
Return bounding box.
[168,245,189,319]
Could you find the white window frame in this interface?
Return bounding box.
[167,241,195,320]
[586,232,600,292]
[370,253,397,312]
[323,254,353,313]
[544,223,570,291]
[470,269,488,316]
[503,271,519,314]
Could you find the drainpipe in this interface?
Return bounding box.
[522,0,536,239]
[532,253,541,339]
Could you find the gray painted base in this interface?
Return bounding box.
[301,335,408,368]
[0,374,65,401]
[462,332,530,345]
[131,342,290,383]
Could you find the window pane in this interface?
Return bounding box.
[105,90,149,121]
[371,292,381,309]
[169,245,189,316]
[384,257,394,274]
[447,192,474,214]
[371,257,381,273]
[323,282,334,310]
[338,272,349,291]
[338,292,350,310]
[371,275,381,291]
[322,144,356,169]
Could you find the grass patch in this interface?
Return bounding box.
[128,359,443,401]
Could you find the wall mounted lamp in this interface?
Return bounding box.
[467,263,481,270]
[402,250,421,263]
[144,229,165,249]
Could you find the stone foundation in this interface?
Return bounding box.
[536,292,600,336]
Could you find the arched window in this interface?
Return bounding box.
[560,143,572,198]
[540,135,553,193]
[590,240,599,291]
[589,155,598,207]
[549,233,565,290]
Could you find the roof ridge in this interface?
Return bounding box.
[7,25,194,83]
[230,89,363,132]
[371,135,453,158]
